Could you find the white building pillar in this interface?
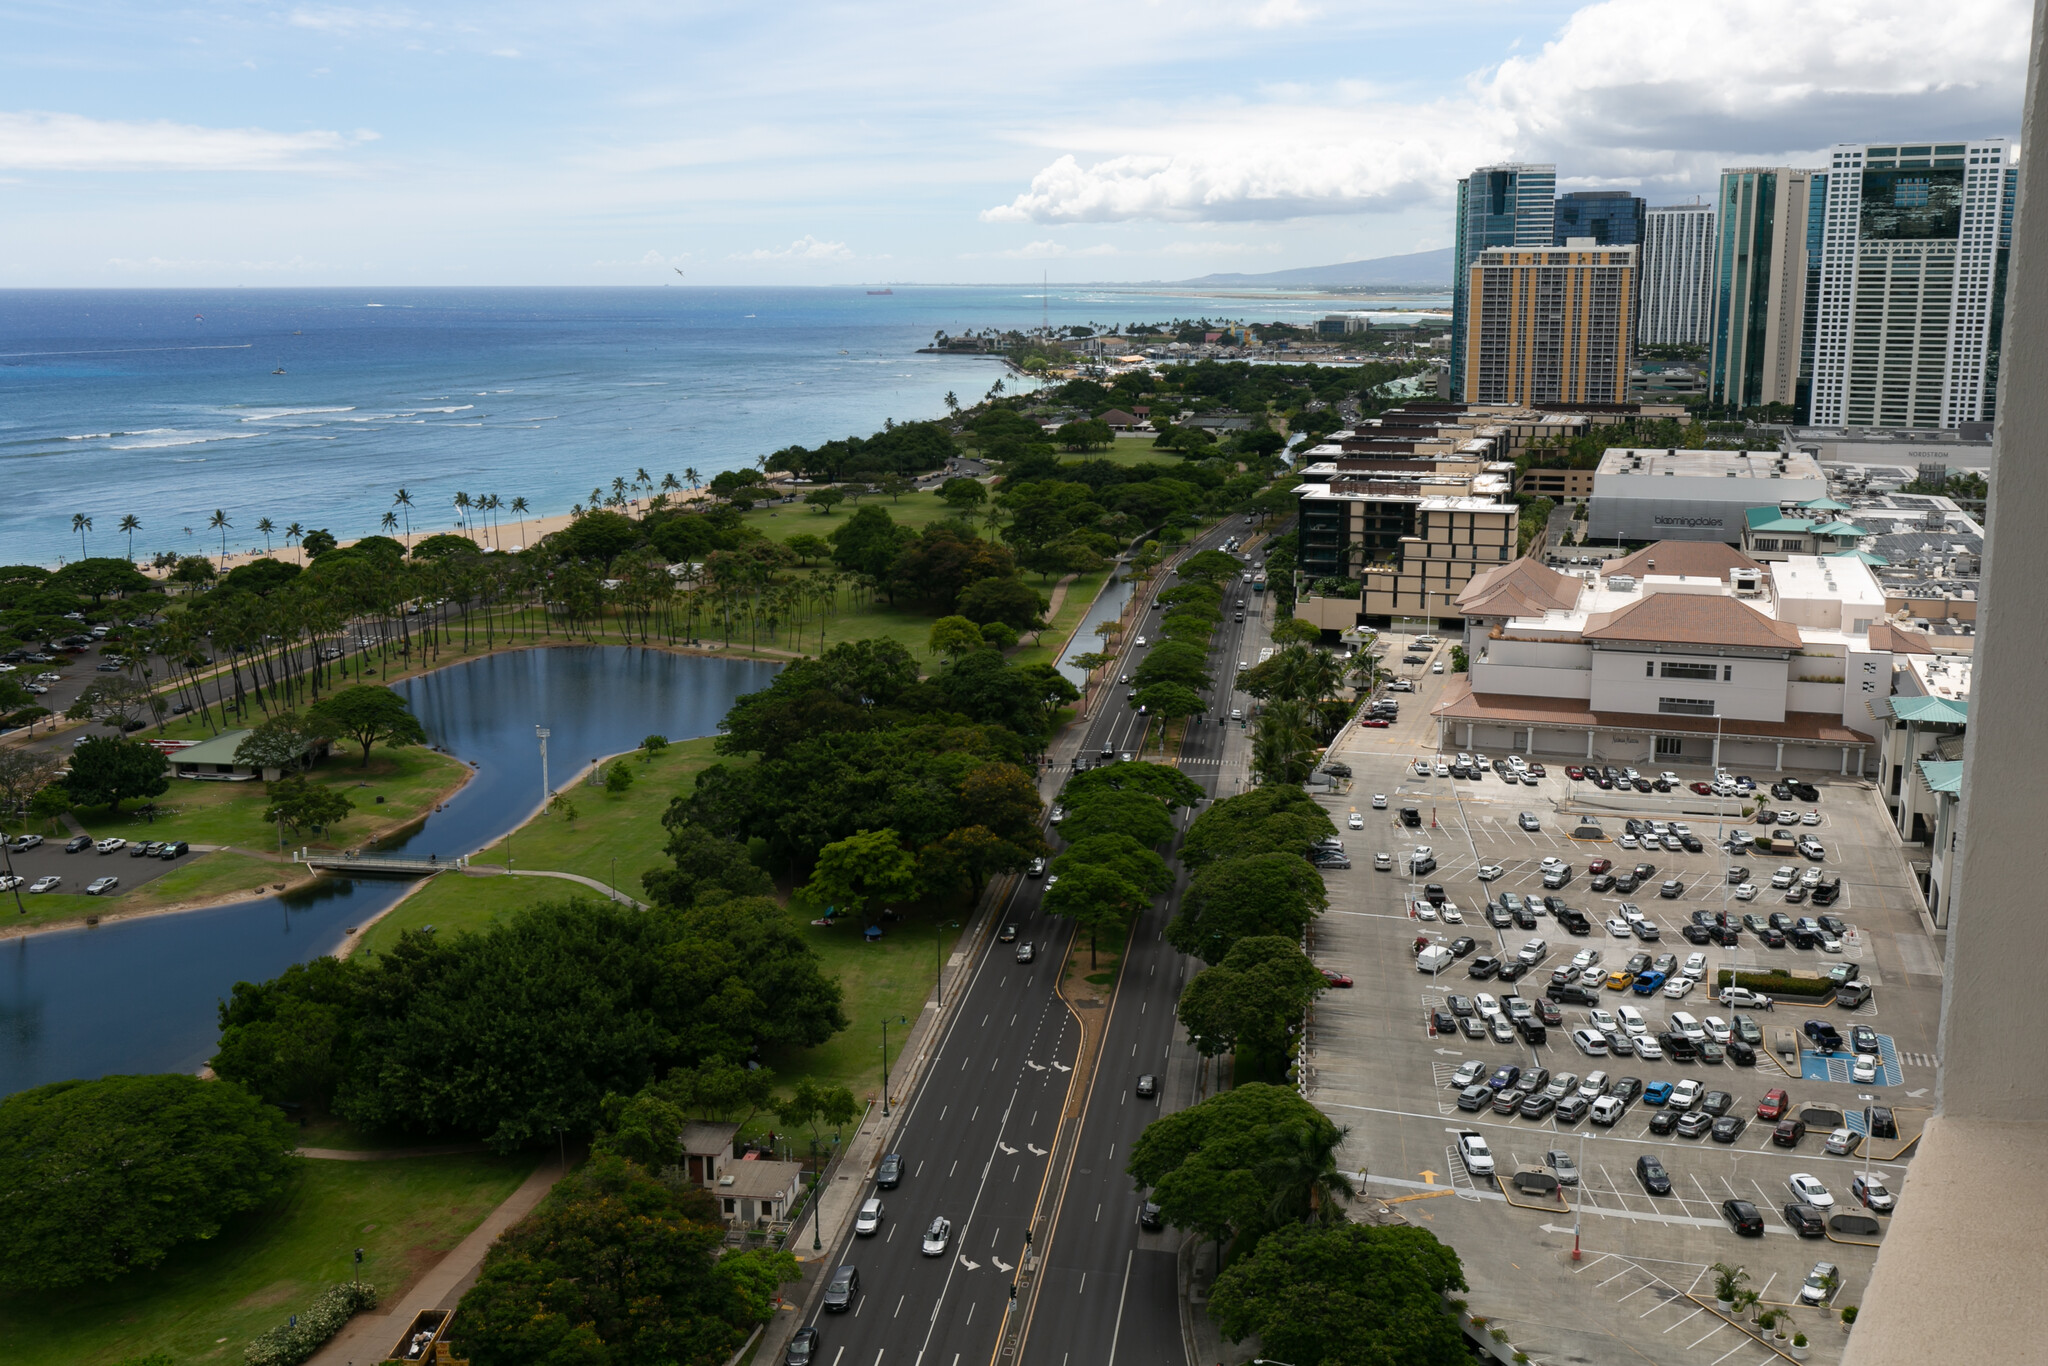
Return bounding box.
[1586,730,1596,760]
[1774,741,1785,771]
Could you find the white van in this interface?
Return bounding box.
[1416,945,1454,974]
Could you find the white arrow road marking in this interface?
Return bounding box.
[1433,1048,1464,1056]
[1051,1061,1072,1072]
[992,1257,1014,1273]
[1907,1088,1928,1098]
[1027,1143,1048,1156]
[1025,1061,1046,1072]
[998,1141,1017,1155]
[957,1254,980,1271]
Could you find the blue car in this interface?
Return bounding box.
[1632,971,1668,996]
[1643,1081,1675,1106]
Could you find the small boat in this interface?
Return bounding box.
[840,349,850,354]
[272,366,287,375]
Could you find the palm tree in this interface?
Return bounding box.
[118,514,141,562]
[510,496,530,545]
[660,472,681,497]
[256,517,276,555]
[381,511,400,536]
[1253,1119,1356,1227]
[285,522,305,564]
[453,491,472,532]
[393,488,414,546]
[70,513,92,559]
[944,390,959,415]
[684,466,700,491]
[207,509,231,568]
[484,494,503,546]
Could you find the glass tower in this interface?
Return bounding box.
[1554,191,1645,246]
[1450,164,1556,397]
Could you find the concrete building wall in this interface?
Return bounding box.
[1586,650,1791,722]
[1640,203,1717,346]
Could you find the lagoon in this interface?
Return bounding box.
[0,646,778,1096]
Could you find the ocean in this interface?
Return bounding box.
[0,285,1444,567]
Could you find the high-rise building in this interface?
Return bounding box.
[1708,167,1824,411]
[1638,203,1716,346]
[1450,164,1557,397]
[1463,242,1636,405]
[1809,139,2015,429]
[1553,190,1645,246]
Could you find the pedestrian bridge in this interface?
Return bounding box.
[295,850,467,876]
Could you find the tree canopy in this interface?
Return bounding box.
[0,1074,298,1291]
[306,684,428,766]
[1208,1223,1469,1366]
[1126,1083,1351,1248]
[60,735,169,812]
[1167,852,1328,964]
[1180,784,1334,868]
[1175,935,1326,1076]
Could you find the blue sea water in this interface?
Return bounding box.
[0,285,1441,567]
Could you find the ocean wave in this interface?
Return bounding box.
[404,405,475,415]
[234,406,357,422]
[109,432,261,450]
[61,432,118,441]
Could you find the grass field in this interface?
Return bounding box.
[0,1150,536,1366]
[9,851,285,932]
[734,487,977,546]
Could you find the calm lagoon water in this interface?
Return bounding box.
[0,646,777,1096]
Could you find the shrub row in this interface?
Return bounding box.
[244,1281,378,1366]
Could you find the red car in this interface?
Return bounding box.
[1690,781,1713,795]
[1588,858,1612,875]
[1757,1088,1789,1121]
[1320,968,1354,988]
[1360,718,1390,728]
[1528,763,1547,777]
[1566,766,1585,780]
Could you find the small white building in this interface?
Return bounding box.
[1436,545,1907,775]
[713,1158,806,1227]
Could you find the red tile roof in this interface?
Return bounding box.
[1456,555,1582,618]
[1601,541,1763,581]
[1583,592,1802,650]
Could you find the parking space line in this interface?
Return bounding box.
[1661,1305,1707,1334]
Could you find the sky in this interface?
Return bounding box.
[0,0,2030,286]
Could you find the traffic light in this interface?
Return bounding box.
[1009,1283,1018,1302]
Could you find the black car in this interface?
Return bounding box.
[1660,1031,1698,1062]
[1783,1202,1827,1237]
[999,924,1018,942]
[1680,924,1711,945]
[1793,782,1820,802]
[1680,834,1704,853]
[65,835,92,853]
[1869,1106,1898,1139]
[1510,906,1539,931]
[1516,1018,1548,1046]
[877,1153,904,1188]
[159,840,189,859]
[1811,878,1842,906]
[1709,924,1741,947]
[1817,913,1847,936]
[1804,1019,1845,1053]
[1139,1200,1164,1230]
[1723,1199,1765,1236]
[1614,874,1640,894]
[1548,981,1599,1006]
[1591,872,1617,893]
[1711,1115,1748,1143]
[1554,1094,1592,1123]
[786,1326,822,1366]
[1467,955,1501,979]
[1135,1074,1158,1099]
[1431,1009,1457,1035]
[1636,1155,1672,1195]
[822,1265,861,1312]
[1700,1090,1734,1117]
[1648,1108,1682,1135]
[1758,927,1788,948]
[1727,1039,1758,1066]
[1494,960,1529,983]
[1423,882,1447,905]
[1399,808,1422,827]
[1450,936,1477,958]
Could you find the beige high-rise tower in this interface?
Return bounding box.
[1462,240,1636,405]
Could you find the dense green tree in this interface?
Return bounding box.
[595,1061,779,1169]
[548,510,643,569]
[306,683,428,766]
[409,532,482,561]
[1051,833,1171,897]
[1180,785,1334,868]
[929,614,987,660]
[1132,681,1206,726]
[1041,861,1147,965]
[457,1154,798,1366]
[804,827,919,917]
[1131,638,1213,692]
[642,819,773,910]
[0,1074,298,1291]
[1127,1083,1351,1250]
[59,735,169,812]
[714,638,922,760]
[233,710,323,772]
[1208,1223,1469,1366]
[803,488,847,515]
[299,529,338,557]
[1176,549,1244,584]
[1251,699,1319,786]
[262,774,355,836]
[785,532,831,565]
[49,557,154,603]
[940,476,988,512]
[1057,760,1204,810]
[955,574,1046,632]
[1058,786,1175,847]
[1166,852,1327,964]
[1176,936,1326,1076]
[827,505,909,579]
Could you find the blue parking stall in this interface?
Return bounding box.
[1798,1035,1902,1086]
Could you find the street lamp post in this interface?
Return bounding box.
[1858,1091,1877,1184]
[880,1015,906,1116]
[536,726,551,810]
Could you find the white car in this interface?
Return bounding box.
[1852,1053,1881,1083]
[1451,1059,1486,1088]
[1682,953,1708,980]
[1413,760,1431,777]
[1662,975,1694,999]
[1477,864,1505,881]
[1570,1027,1609,1056]
[1632,1034,1664,1060]
[29,876,61,894]
[1670,1011,1705,1041]
[85,876,119,896]
[1433,761,1450,776]
[1788,1173,1835,1209]
[1571,948,1602,971]
[1771,866,1798,889]
[1432,661,1445,673]
[94,837,125,854]
[1370,794,1387,809]
[1669,1079,1703,1109]
[1702,1015,1732,1043]
[1348,812,1366,829]
[855,1198,884,1235]
[1606,917,1633,938]
[1619,902,1646,923]
[1616,1005,1649,1035]
[1412,901,1437,921]
[922,1216,953,1255]
[1802,810,1822,826]
[1134,636,1148,647]
[1617,833,1640,849]
[1589,1008,1619,1032]
[1819,931,1843,953]
[1577,1069,1609,1098]
[1539,855,1566,873]
[1374,853,1392,870]
[1659,771,1679,786]
[1519,813,1542,832]
[1734,882,1759,901]
[1473,993,1501,1019]
[1440,904,1464,924]
[1589,1096,1626,1125]
[1475,756,1492,771]
[1457,1131,1495,1177]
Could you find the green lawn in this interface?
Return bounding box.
[10,851,283,931]
[737,488,980,546]
[0,1151,536,1366]
[1009,568,1109,670]
[67,744,474,857]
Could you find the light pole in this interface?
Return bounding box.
[1858,1091,1877,1184]
[880,1015,906,1116]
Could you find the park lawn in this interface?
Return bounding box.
[0,1150,537,1366]
[351,871,568,958]
[10,851,283,931]
[1067,435,1181,468]
[1008,568,1109,670]
[736,488,978,546]
[69,744,474,856]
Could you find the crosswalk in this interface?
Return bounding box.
[1896,1050,1939,1069]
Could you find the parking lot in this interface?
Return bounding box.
[1,834,194,899]
[1301,656,1944,1365]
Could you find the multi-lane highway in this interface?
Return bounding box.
[798,515,1282,1366]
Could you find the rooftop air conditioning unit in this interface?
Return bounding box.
[1608,575,1637,592]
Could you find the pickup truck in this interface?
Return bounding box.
[1456,1130,1495,1178]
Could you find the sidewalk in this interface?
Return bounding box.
[307,1152,569,1366]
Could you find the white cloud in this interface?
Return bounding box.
[985,240,1119,259]
[730,234,855,261]
[287,6,428,34]
[984,0,2026,224]
[104,255,334,272]
[0,112,373,171]
[1157,240,1282,256]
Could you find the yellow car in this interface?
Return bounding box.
[1605,969,1636,991]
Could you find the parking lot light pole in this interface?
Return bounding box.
[1858,1091,1877,1184]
